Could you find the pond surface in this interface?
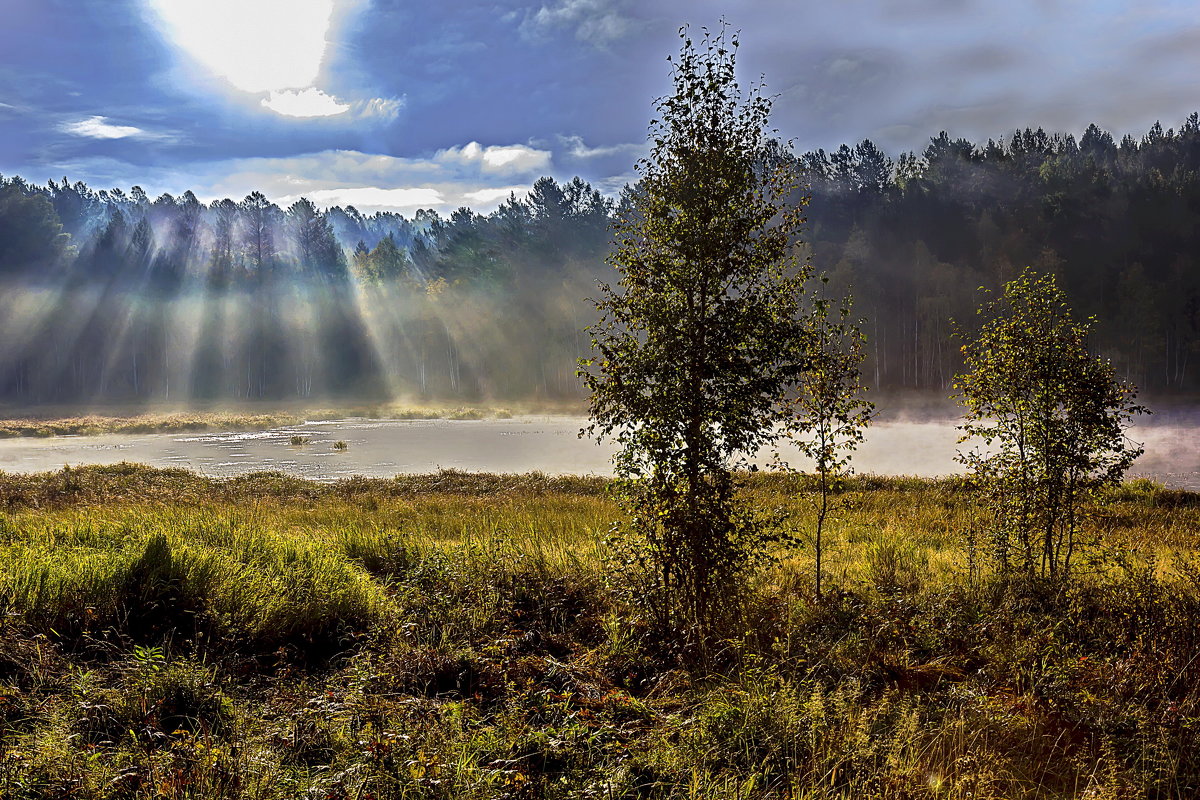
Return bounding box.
[0,413,1196,489]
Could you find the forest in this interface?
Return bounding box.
[3,113,1200,404]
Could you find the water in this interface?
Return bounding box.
[0,414,1195,489]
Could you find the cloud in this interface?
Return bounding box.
[462,185,529,205]
[521,0,639,46]
[592,171,637,196]
[274,183,539,215]
[1129,25,1200,70]
[278,186,445,211]
[558,134,643,159]
[258,89,403,120]
[350,96,404,120]
[59,116,148,139]
[436,142,551,174]
[182,145,556,214]
[261,88,350,117]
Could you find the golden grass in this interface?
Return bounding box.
[0,466,1197,798]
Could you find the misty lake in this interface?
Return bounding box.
[0,410,1198,489]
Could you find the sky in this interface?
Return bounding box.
[1,0,1199,215]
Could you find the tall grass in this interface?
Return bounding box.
[0,512,392,652]
[0,467,1197,797]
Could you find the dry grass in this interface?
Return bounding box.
[0,466,1197,798]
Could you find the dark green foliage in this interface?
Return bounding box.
[287,197,347,283]
[584,26,811,649]
[955,269,1146,578]
[0,182,69,277]
[355,232,410,283]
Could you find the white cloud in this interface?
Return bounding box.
[351,96,404,120]
[559,134,644,159]
[436,142,551,174]
[258,91,403,120]
[273,183,535,215]
[593,171,637,197]
[261,88,350,117]
[60,116,146,139]
[31,144,630,216]
[463,186,529,205]
[189,146,555,214]
[521,0,638,46]
[278,186,444,212]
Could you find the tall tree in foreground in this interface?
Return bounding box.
[955,269,1146,579]
[583,25,812,652]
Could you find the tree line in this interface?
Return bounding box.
[0,175,610,403]
[806,116,1200,393]
[2,111,1200,403]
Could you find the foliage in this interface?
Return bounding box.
[788,286,874,598]
[0,182,69,276]
[955,268,1147,578]
[583,26,810,649]
[354,232,410,283]
[287,197,347,283]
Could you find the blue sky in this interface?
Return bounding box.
[2,0,1198,214]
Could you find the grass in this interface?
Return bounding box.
[0,465,1197,797]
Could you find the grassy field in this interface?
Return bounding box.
[0,464,1197,798]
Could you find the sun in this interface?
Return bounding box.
[145,0,338,95]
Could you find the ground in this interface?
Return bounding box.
[0,465,1196,798]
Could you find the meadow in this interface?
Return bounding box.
[0,464,1197,798]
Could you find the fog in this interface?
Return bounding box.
[0,412,1194,489]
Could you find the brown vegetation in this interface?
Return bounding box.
[0,467,1196,797]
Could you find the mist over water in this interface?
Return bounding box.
[0,410,1195,489]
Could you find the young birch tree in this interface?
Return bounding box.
[582,25,812,652]
[789,285,872,599]
[955,268,1146,579]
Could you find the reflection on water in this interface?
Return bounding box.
[0,414,1195,489]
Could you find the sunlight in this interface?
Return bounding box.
[146,0,337,94]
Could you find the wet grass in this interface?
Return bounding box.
[0,466,1197,797]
